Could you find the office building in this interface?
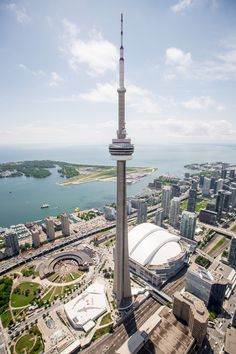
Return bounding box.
[206,202,216,211]
[4,230,20,256]
[171,184,180,198]
[215,178,224,194]
[169,197,180,228]
[137,200,147,224]
[61,212,70,236]
[223,191,232,212]
[224,328,236,354]
[153,179,162,190]
[192,179,198,190]
[154,207,164,227]
[232,309,236,328]
[180,211,197,240]
[31,228,40,248]
[210,177,216,190]
[216,190,225,221]
[202,177,211,196]
[45,217,55,240]
[228,237,236,268]
[221,169,227,179]
[199,175,205,188]
[187,188,197,212]
[229,169,235,180]
[186,266,227,310]
[173,291,208,347]
[130,198,139,209]
[109,14,133,310]
[104,206,116,221]
[127,200,132,215]
[199,209,217,225]
[161,186,172,218]
[230,187,236,208]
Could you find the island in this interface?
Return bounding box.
[0,160,156,186]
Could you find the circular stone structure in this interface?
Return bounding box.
[38,251,92,280]
[128,223,188,286]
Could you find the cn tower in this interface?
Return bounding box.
[109,14,134,311]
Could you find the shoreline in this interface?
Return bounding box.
[57,167,157,187]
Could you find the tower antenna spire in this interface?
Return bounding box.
[121,13,123,48]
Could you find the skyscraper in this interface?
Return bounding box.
[154,207,164,226]
[61,212,70,236]
[109,14,133,310]
[230,187,236,208]
[202,177,211,196]
[216,190,225,221]
[180,211,197,240]
[171,184,180,199]
[4,230,20,256]
[187,188,197,212]
[161,186,172,218]
[31,228,40,248]
[45,216,55,240]
[215,178,224,194]
[228,237,236,268]
[137,200,147,224]
[169,197,180,228]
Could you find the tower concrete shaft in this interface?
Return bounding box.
[109,14,133,310]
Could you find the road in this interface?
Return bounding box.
[81,297,161,354]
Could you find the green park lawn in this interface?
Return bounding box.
[100,313,112,326]
[181,197,211,212]
[91,325,112,342]
[0,309,13,328]
[209,237,226,255]
[11,282,40,308]
[15,326,44,354]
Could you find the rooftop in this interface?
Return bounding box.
[128,223,183,267]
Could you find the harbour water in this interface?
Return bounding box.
[0,143,235,227]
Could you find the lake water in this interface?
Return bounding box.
[0,143,235,227]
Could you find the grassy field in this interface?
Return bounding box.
[0,309,13,327]
[47,271,82,283]
[181,197,210,212]
[15,326,43,354]
[100,313,112,326]
[11,282,40,308]
[91,325,112,342]
[209,237,226,255]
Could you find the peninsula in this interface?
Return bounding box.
[0,160,156,186]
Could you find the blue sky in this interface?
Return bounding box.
[0,0,236,146]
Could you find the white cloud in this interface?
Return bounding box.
[1,115,235,146]
[171,0,195,13]
[62,19,118,76]
[164,44,236,81]
[128,117,235,144]
[49,72,63,87]
[18,64,46,77]
[80,82,161,114]
[181,96,224,110]
[6,3,30,24]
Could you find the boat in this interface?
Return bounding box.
[41,204,50,209]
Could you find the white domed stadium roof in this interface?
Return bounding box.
[128,223,182,266]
